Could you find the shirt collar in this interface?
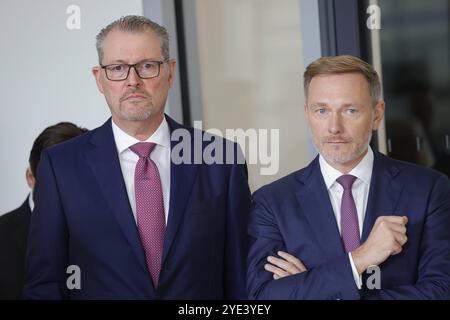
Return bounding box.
[319,146,374,190]
[112,116,170,155]
[29,191,34,211]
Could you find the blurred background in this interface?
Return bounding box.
[1,0,449,214]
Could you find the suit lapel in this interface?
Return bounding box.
[162,116,199,264]
[84,119,148,273]
[295,157,347,258]
[361,152,404,241]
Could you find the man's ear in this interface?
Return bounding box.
[167,59,176,88]
[304,103,309,120]
[26,166,36,189]
[92,66,105,94]
[372,100,385,131]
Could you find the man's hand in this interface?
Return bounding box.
[264,251,307,280]
[352,215,408,274]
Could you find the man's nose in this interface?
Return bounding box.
[328,113,343,134]
[126,66,142,87]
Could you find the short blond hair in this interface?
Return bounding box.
[303,55,381,105]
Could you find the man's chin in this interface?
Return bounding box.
[119,105,153,121]
[320,146,368,168]
[321,150,358,166]
[120,111,152,121]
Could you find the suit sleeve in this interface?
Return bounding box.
[23,150,69,299]
[247,191,361,300]
[362,175,450,300]
[224,143,252,299]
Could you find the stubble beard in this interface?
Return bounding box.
[118,100,153,121]
[317,131,372,166]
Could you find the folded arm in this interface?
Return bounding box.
[247,192,360,300]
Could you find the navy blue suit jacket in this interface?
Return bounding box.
[247,152,450,299]
[24,116,251,299]
[0,198,31,299]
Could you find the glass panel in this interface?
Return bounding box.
[379,0,450,177]
[194,0,309,190]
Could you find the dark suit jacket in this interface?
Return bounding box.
[0,197,31,299]
[24,116,251,299]
[247,152,450,299]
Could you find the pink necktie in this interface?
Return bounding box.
[336,175,360,253]
[130,142,165,287]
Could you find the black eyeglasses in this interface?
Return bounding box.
[100,60,166,81]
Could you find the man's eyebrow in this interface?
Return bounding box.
[309,102,361,108]
[309,102,328,107]
[105,59,160,64]
[108,60,127,64]
[101,60,126,65]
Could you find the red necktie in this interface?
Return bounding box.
[130,142,165,287]
[336,174,360,253]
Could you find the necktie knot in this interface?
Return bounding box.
[336,174,357,190]
[130,142,156,158]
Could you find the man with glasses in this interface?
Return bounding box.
[24,16,251,299]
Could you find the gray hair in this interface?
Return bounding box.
[96,15,170,64]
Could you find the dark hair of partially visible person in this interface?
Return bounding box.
[29,122,88,177]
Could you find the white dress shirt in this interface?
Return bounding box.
[29,191,34,211]
[112,117,171,224]
[319,146,374,289]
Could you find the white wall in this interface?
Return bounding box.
[0,0,144,214]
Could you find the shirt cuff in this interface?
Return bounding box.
[348,252,362,289]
